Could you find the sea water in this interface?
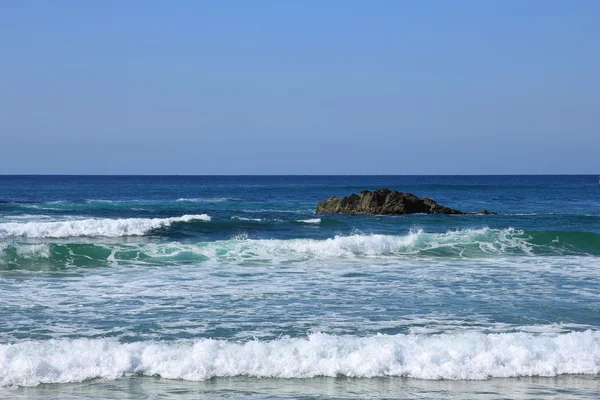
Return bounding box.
[1,175,600,399]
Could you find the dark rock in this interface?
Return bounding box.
[478,209,496,215]
[316,188,465,215]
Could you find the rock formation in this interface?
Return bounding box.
[316,188,492,215]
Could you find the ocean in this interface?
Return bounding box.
[1,175,600,399]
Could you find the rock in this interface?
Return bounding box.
[479,209,496,215]
[316,188,465,215]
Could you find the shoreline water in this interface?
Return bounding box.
[5,375,600,400]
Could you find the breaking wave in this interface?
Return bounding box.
[231,216,264,222]
[2,331,600,387]
[296,218,321,224]
[0,215,211,239]
[2,228,598,268]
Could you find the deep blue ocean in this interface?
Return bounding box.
[1,175,600,399]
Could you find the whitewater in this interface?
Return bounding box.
[1,175,600,399]
[3,331,600,387]
[0,214,211,238]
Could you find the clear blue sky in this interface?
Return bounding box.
[1,0,598,174]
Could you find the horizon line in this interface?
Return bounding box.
[0,173,597,177]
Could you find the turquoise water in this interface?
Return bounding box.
[1,175,600,399]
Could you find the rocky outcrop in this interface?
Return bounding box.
[316,188,471,215]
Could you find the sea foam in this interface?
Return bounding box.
[199,228,534,260]
[0,228,542,267]
[1,331,600,387]
[296,218,321,224]
[176,198,233,203]
[0,214,210,238]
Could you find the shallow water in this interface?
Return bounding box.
[5,376,600,400]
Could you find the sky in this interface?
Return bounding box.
[0,0,598,174]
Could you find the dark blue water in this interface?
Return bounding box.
[1,175,600,399]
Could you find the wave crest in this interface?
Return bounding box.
[2,228,597,268]
[296,218,321,224]
[0,214,210,238]
[212,228,535,259]
[1,331,600,387]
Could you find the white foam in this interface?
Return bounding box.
[509,213,538,216]
[14,243,51,258]
[0,214,210,238]
[176,198,233,203]
[0,228,538,265]
[198,228,534,261]
[297,218,321,224]
[1,331,600,387]
[231,216,263,222]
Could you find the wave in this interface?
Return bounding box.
[176,197,237,203]
[231,216,264,222]
[215,228,538,258]
[2,331,600,387]
[2,228,599,268]
[296,218,321,224]
[0,215,210,239]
